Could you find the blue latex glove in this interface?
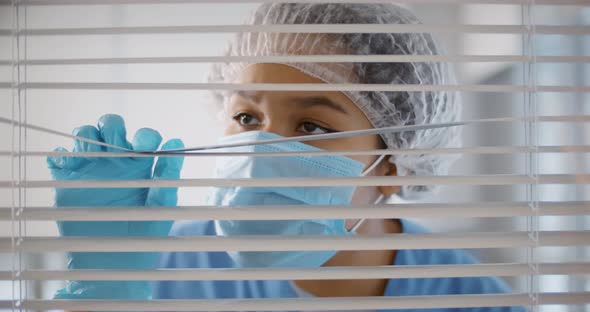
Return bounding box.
[47,114,184,300]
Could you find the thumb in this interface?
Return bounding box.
[145,138,184,207]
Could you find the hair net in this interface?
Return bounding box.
[208,3,462,199]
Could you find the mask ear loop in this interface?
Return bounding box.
[349,193,385,233]
[349,153,388,233]
[361,154,387,177]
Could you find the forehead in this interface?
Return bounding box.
[226,63,375,129]
[230,63,355,105]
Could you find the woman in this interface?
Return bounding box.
[48,3,522,312]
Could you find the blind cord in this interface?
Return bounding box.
[0,115,588,155]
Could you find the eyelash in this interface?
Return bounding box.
[299,121,336,134]
[232,112,259,127]
[231,112,336,134]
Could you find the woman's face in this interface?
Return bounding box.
[223,63,397,206]
[224,63,382,161]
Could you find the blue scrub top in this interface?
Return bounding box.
[153,219,524,312]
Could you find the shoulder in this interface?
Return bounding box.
[397,219,484,267]
[169,220,217,236]
[391,220,522,312]
[153,220,235,299]
[157,220,231,269]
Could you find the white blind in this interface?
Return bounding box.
[0,1,589,312]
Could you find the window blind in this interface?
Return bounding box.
[0,1,589,311]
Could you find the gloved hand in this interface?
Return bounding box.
[47,114,184,300]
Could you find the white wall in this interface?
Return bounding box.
[0,3,258,301]
[0,3,259,238]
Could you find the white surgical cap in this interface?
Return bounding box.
[208,3,462,199]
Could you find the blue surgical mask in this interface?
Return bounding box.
[207,131,382,268]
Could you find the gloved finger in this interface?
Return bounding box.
[72,125,104,153]
[47,146,80,171]
[97,114,131,153]
[153,139,184,179]
[131,128,162,152]
[146,139,184,207]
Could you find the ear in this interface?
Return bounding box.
[377,157,401,197]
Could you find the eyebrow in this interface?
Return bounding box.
[235,90,349,115]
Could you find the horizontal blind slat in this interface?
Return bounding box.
[2,0,589,6]
[0,292,588,311]
[2,145,590,158]
[2,55,590,66]
[1,174,587,189]
[2,82,589,92]
[1,24,588,36]
[1,201,588,221]
[1,262,588,281]
[1,231,587,252]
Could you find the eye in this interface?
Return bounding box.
[233,112,260,127]
[298,122,334,135]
